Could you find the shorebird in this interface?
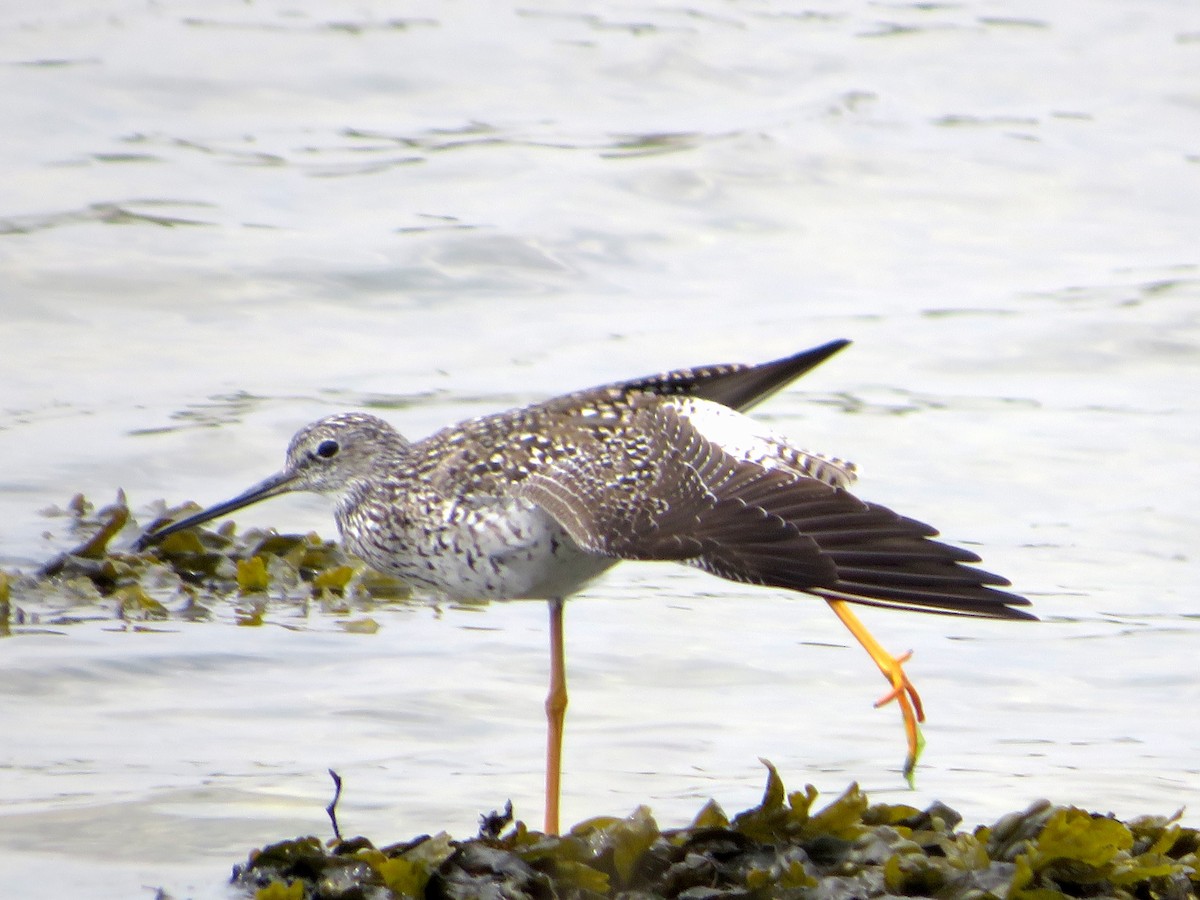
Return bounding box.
[136,339,1033,833]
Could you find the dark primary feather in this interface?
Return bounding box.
[557,338,851,413]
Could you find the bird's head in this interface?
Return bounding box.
[133,412,409,549]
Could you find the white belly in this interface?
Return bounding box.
[339,495,615,601]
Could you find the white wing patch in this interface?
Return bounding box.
[667,397,858,489]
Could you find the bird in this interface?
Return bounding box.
[135,339,1034,834]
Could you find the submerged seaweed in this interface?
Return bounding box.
[234,763,1199,900]
[2,492,411,631]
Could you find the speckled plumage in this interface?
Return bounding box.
[138,339,1030,620]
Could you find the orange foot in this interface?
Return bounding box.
[869,648,926,785]
[824,599,927,786]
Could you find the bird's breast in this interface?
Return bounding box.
[336,493,613,601]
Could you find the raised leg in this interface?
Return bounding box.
[544,596,568,834]
[825,599,926,784]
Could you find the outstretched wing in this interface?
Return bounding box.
[515,396,1032,620]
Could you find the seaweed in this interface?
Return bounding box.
[233,764,1198,900]
[1,493,411,633]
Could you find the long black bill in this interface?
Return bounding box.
[133,469,300,551]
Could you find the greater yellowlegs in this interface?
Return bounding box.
[136,339,1033,833]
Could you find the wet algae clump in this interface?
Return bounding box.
[4,493,411,630]
[235,764,1200,900]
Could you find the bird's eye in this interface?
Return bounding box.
[315,439,340,459]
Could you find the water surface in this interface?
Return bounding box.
[2,1,1198,898]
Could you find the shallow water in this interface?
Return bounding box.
[2,1,1199,897]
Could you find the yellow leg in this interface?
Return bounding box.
[544,597,567,834]
[825,599,926,784]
